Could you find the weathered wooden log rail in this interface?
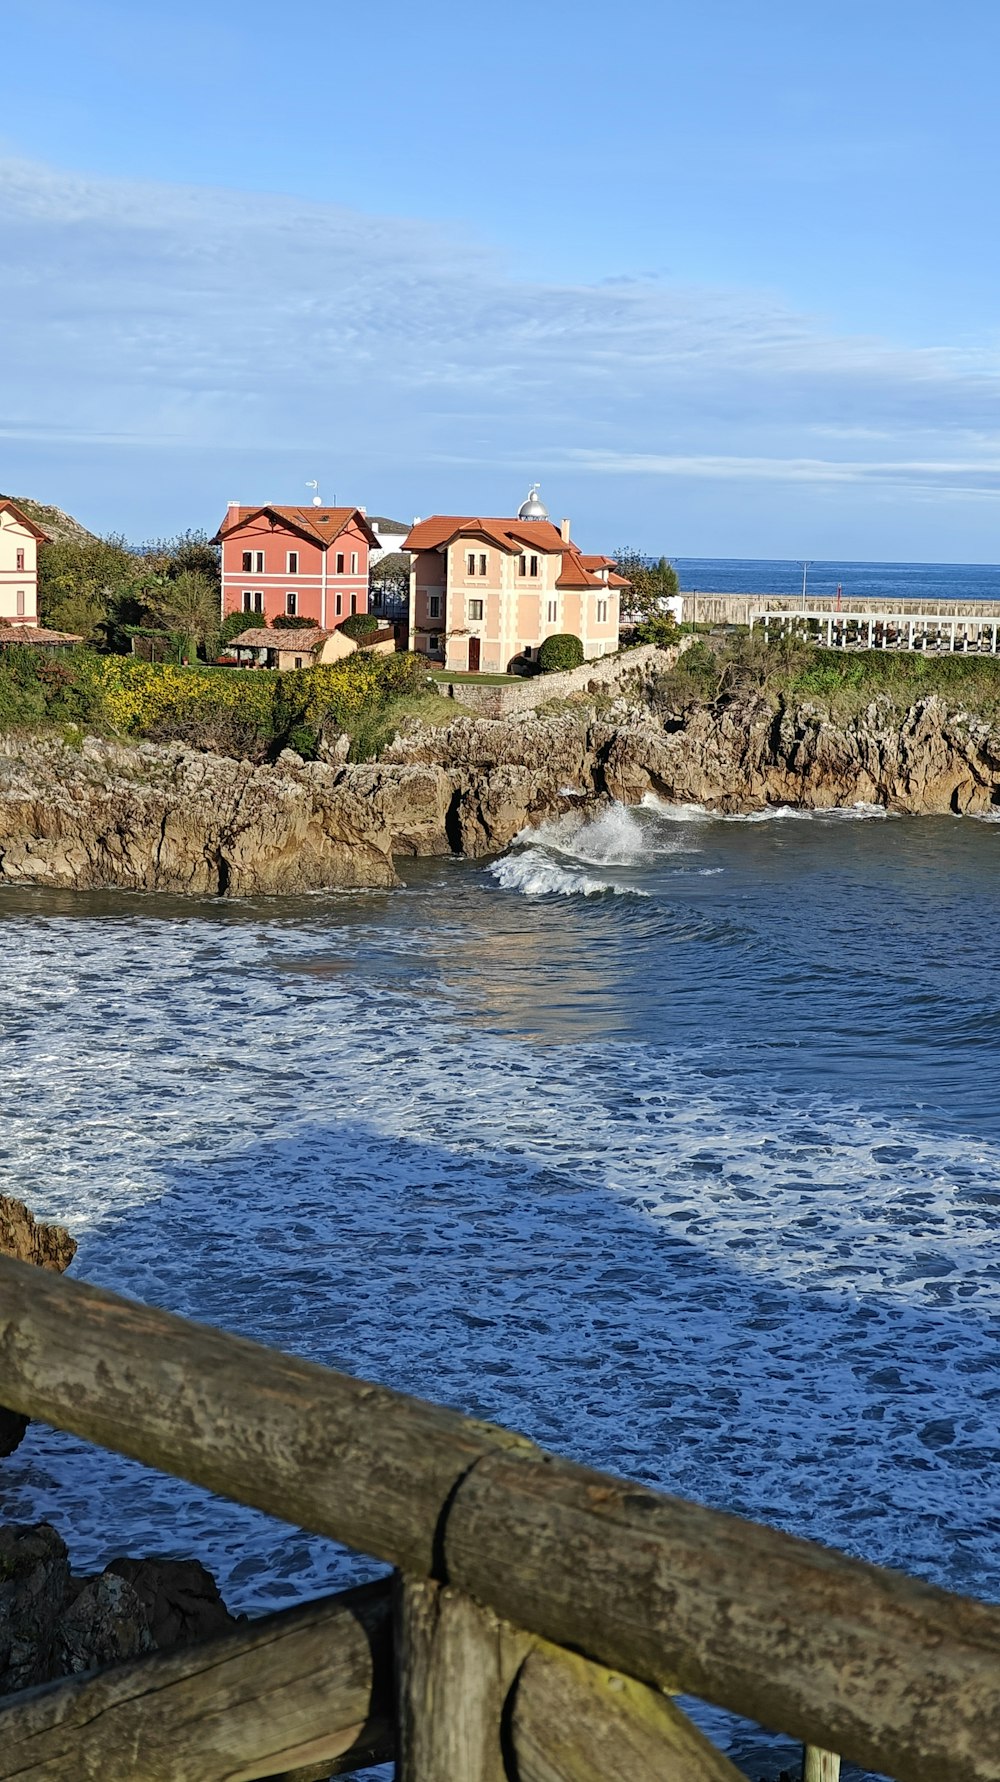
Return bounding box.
[0,1254,996,1781]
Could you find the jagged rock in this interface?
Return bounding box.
[0,1524,71,1692]
[0,1524,235,1695]
[57,1571,154,1674]
[105,1556,235,1648]
[0,1197,77,1275]
[0,1199,77,1458]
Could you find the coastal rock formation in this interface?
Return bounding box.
[1,687,998,901]
[0,736,398,894]
[594,693,1000,816]
[0,1199,77,1458]
[0,1523,234,1693]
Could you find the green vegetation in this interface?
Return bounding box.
[650,631,1000,721]
[612,548,680,622]
[340,612,380,641]
[0,645,432,760]
[37,529,222,657]
[538,633,584,673]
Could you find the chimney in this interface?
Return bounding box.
[560,517,571,543]
[359,505,367,515]
[228,500,239,507]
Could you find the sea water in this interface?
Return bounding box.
[674,556,1000,603]
[1,804,998,1773]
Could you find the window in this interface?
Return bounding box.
[287,551,299,574]
[467,552,476,576]
[242,550,252,572]
[597,598,608,623]
[350,593,358,615]
[547,600,558,622]
[428,633,440,651]
[254,591,264,612]
[294,657,303,669]
[518,554,526,577]
[478,553,487,577]
[335,593,343,617]
[241,590,264,613]
[522,645,532,659]
[468,598,484,621]
[336,552,345,574]
[15,549,25,572]
[429,595,441,618]
[16,591,25,617]
[530,555,538,577]
[244,550,264,573]
[286,591,297,615]
[350,552,358,574]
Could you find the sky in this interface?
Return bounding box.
[3,0,1000,559]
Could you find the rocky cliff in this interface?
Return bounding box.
[1,690,997,899]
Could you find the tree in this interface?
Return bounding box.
[38,534,144,644]
[612,548,680,624]
[146,570,220,653]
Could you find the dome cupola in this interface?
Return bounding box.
[517,483,549,522]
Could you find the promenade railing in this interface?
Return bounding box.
[0,1253,997,1781]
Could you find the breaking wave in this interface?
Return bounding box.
[488,848,642,898]
[642,795,891,822]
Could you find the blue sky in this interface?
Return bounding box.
[3,0,1000,558]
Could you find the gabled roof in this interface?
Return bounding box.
[366,514,410,532]
[405,515,570,555]
[214,505,380,550]
[0,624,82,646]
[0,498,50,543]
[227,627,327,651]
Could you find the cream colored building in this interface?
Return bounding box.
[404,489,626,672]
[0,499,47,628]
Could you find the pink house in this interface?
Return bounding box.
[0,498,48,629]
[214,503,380,630]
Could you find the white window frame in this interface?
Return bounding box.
[16,590,25,616]
[242,550,253,572]
[467,552,476,577]
[350,551,358,574]
[336,552,345,575]
[350,593,358,615]
[478,553,487,577]
[15,549,25,572]
[468,598,484,621]
[286,591,297,615]
[547,600,558,623]
[287,550,299,574]
[335,592,343,617]
[597,598,608,623]
[530,554,538,577]
[429,594,441,618]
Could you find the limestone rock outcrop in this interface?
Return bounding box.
[594,693,1000,816]
[0,736,398,894]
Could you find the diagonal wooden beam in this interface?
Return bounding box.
[0,1578,392,1782]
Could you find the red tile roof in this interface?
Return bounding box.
[214,506,380,549]
[404,517,630,591]
[226,627,327,651]
[404,516,570,555]
[0,625,82,646]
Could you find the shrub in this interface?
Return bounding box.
[538,633,584,674]
[340,612,380,641]
[271,614,316,631]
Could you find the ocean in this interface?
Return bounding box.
[674,557,1000,603]
[2,803,999,1773]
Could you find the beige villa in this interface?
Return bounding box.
[404,489,627,672]
[0,498,47,629]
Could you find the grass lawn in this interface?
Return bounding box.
[384,690,475,726]
[428,668,521,686]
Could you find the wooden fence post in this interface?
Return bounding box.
[803,1751,841,1782]
[394,1576,531,1782]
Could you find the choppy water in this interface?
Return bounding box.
[1,802,999,1773]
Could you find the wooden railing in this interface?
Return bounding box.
[0,1253,997,1781]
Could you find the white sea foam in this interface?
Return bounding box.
[643,794,890,822]
[489,848,638,897]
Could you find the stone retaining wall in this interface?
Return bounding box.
[436,641,692,717]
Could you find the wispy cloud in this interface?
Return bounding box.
[3,156,1000,527]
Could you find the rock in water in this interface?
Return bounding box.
[0,1523,236,1695]
[0,1198,77,1457]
